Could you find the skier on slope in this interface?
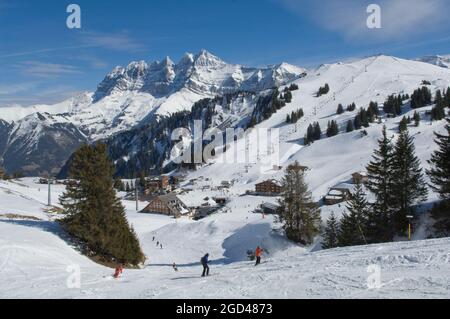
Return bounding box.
[113,264,123,278]
[255,246,263,266]
[201,253,210,277]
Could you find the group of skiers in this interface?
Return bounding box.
[113,245,264,278]
[153,236,163,249]
[199,246,264,278]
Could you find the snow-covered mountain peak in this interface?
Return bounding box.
[7,52,450,176]
[271,62,306,84]
[417,55,450,69]
[126,60,149,73]
[92,49,307,103]
[179,52,195,65]
[193,49,227,69]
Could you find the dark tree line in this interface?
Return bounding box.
[305,122,322,144]
[249,88,286,126]
[431,88,450,121]
[411,86,432,109]
[383,94,405,116]
[353,105,377,129]
[286,108,304,124]
[316,84,330,97]
[326,120,339,137]
[346,102,356,112]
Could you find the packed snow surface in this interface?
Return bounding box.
[0,178,449,299]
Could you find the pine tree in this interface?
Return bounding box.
[291,111,298,123]
[435,89,443,106]
[60,143,145,266]
[431,105,446,121]
[338,181,369,247]
[337,104,345,115]
[392,130,428,235]
[327,120,339,137]
[399,116,408,132]
[413,111,420,127]
[359,108,369,127]
[354,115,362,130]
[278,162,321,245]
[395,95,403,115]
[366,126,396,243]
[313,122,322,141]
[427,120,450,235]
[347,103,356,112]
[383,94,405,116]
[284,90,293,103]
[322,213,339,249]
[445,87,450,107]
[346,120,354,133]
[368,101,380,117]
[305,124,314,145]
[411,86,432,109]
[427,119,450,200]
[113,178,122,190]
[286,114,291,123]
[431,89,446,121]
[317,84,330,97]
[407,116,411,124]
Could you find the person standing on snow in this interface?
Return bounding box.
[201,253,210,277]
[113,264,123,278]
[255,246,263,266]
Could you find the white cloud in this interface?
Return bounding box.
[80,31,145,52]
[0,31,144,60]
[276,0,449,41]
[0,83,83,107]
[0,82,37,95]
[0,45,95,59]
[15,61,82,78]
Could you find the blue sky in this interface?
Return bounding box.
[0,0,449,106]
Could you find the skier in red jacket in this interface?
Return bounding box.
[255,246,263,266]
[113,264,123,278]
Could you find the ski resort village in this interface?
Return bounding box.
[0,49,449,299]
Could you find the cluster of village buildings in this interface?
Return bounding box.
[0,163,368,220]
[138,175,230,220]
[136,165,368,220]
